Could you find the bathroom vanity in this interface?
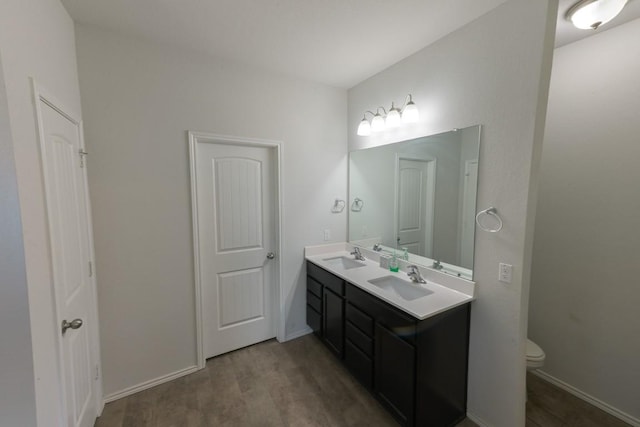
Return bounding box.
[305,245,474,427]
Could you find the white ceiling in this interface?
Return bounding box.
[61,0,640,89]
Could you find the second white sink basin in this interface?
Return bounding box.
[368,275,434,301]
[323,256,366,270]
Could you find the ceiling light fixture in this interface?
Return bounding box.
[357,94,419,136]
[566,0,628,30]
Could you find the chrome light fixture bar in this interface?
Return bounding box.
[357,94,419,136]
[566,0,628,30]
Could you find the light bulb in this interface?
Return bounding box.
[567,0,628,30]
[386,103,401,128]
[357,118,371,136]
[401,98,419,123]
[371,112,386,132]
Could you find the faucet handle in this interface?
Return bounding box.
[407,264,419,273]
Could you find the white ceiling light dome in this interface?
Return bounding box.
[566,0,629,30]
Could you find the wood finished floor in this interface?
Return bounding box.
[525,372,631,427]
[95,334,630,427]
[95,334,475,427]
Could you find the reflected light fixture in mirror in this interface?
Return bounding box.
[357,94,419,136]
[566,0,628,30]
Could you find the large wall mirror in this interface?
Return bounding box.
[349,125,481,280]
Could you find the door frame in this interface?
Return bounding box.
[188,131,284,369]
[393,153,436,258]
[32,79,104,421]
[459,159,478,268]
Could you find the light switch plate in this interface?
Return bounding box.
[499,263,513,283]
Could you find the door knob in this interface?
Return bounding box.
[61,318,83,335]
[266,252,276,259]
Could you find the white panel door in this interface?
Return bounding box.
[460,160,478,269]
[396,158,435,258]
[38,100,97,427]
[194,142,276,359]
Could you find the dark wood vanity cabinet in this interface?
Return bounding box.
[306,262,345,358]
[306,261,470,427]
[306,275,322,336]
[323,287,344,357]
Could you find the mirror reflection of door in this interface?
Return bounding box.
[460,160,478,269]
[396,156,435,258]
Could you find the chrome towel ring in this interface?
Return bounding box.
[331,199,346,213]
[475,207,503,232]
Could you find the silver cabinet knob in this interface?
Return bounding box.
[266,252,276,260]
[61,318,83,335]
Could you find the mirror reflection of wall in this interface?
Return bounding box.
[349,125,481,278]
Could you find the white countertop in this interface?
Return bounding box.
[305,243,475,321]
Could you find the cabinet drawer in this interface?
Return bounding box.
[344,340,373,389]
[307,290,322,313]
[306,305,321,335]
[307,276,322,298]
[347,283,416,344]
[346,321,373,357]
[346,302,374,337]
[307,262,344,295]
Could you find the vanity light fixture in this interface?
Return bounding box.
[371,109,386,132]
[566,0,628,30]
[357,94,419,136]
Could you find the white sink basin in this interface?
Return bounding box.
[323,256,366,270]
[368,275,434,301]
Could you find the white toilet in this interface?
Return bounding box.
[526,339,545,370]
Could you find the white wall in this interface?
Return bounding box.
[0,53,37,427]
[348,0,557,425]
[74,25,347,398]
[0,0,83,424]
[529,18,640,422]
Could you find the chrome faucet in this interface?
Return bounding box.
[432,260,443,270]
[372,243,382,252]
[350,247,365,261]
[407,265,426,284]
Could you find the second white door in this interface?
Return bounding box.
[192,138,277,359]
[36,90,98,427]
[396,157,435,258]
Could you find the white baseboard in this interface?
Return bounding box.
[533,370,640,427]
[282,326,312,342]
[466,411,492,427]
[103,365,199,404]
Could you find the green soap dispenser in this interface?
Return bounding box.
[389,250,399,272]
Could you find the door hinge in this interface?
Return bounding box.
[88,261,93,277]
[95,365,100,380]
[79,149,88,168]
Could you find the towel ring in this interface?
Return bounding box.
[351,198,364,212]
[331,199,346,213]
[475,207,503,233]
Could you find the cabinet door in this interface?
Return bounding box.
[375,323,415,426]
[323,288,344,358]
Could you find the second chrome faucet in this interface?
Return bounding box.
[407,265,426,284]
[350,247,365,261]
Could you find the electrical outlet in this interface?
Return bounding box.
[323,229,331,241]
[499,263,513,283]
